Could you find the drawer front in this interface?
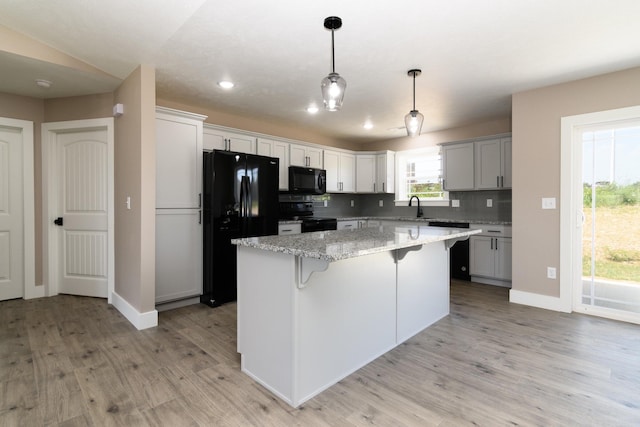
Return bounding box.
[470,224,511,237]
[278,223,301,235]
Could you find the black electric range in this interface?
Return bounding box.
[279,202,337,232]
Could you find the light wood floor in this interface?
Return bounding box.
[2,281,639,426]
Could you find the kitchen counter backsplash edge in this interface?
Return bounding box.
[320,217,512,225]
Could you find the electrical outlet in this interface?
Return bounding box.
[547,267,557,279]
[486,199,493,208]
[323,200,328,207]
[350,199,354,208]
[451,199,460,208]
[379,200,383,207]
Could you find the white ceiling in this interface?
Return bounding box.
[1,0,640,143]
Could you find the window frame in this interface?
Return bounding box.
[394,146,449,207]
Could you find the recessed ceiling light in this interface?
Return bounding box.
[306,106,319,114]
[35,79,52,88]
[363,121,373,130]
[218,81,234,89]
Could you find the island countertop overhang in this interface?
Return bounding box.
[231,225,481,262]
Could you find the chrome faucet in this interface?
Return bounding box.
[408,196,423,218]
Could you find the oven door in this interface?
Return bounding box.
[302,219,337,233]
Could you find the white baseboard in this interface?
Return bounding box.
[111,291,158,330]
[509,289,570,313]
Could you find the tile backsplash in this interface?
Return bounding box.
[313,190,512,222]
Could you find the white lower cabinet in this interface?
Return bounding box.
[278,223,301,235]
[469,225,512,287]
[337,220,358,230]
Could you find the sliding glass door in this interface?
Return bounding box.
[578,121,640,320]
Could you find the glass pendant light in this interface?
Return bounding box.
[321,16,346,111]
[404,69,424,137]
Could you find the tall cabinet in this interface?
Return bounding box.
[155,107,207,305]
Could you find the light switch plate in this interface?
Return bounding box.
[379,200,383,207]
[547,267,557,279]
[451,199,460,208]
[486,199,493,208]
[542,197,556,209]
[350,200,354,208]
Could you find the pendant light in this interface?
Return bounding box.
[404,69,424,137]
[321,16,346,111]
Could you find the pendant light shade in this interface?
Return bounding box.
[404,69,424,137]
[321,16,346,111]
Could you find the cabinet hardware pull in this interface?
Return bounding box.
[198,210,201,225]
[495,238,498,250]
[374,183,376,192]
[382,182,385,192]
[491,238,493,250]
[497,176,499,187]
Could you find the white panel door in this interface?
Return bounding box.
[0,125,23,300]
[56,129,109,297]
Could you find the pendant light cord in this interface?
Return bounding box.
[412,72,416,110]
[331,30,336,74]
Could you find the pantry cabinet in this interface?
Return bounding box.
[155,107,206,304]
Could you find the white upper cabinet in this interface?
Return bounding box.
[156,107,206,209]
[442,142,475,191]
[257,137,290,191]
[475,137,511,189]
[290,143,323,168]
[376,151,395,194]
[324,149,355,193]
[203,125,256,154]
[356,154,376,193]
[355,151,395,194]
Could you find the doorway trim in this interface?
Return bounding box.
[42,118,114,303]
[560,105,640,318]
[0,117,37,299]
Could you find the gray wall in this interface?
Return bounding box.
[313,191,512,222]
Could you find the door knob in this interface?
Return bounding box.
[54,217,63,226]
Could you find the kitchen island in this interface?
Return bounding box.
[232,224,480,407]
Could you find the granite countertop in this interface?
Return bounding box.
[232,224,481,262]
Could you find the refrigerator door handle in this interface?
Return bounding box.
[246,176,252,218]
[239,175,246,218]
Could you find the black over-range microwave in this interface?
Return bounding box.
[288,166,326,195]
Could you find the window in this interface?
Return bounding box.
[395,146,447,205]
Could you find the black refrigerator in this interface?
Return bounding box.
[201,150,279,307]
